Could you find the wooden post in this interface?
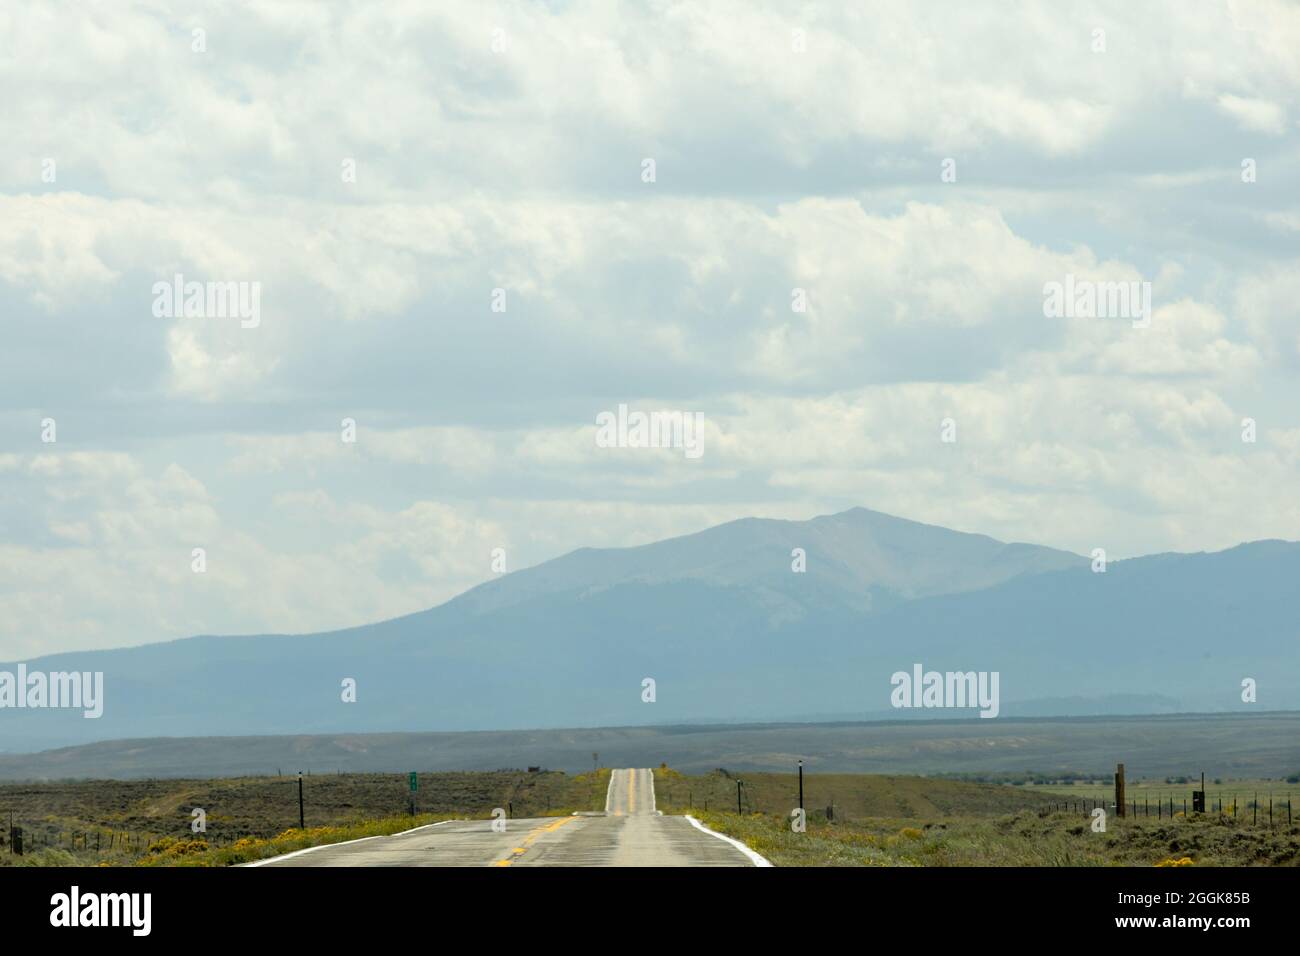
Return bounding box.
[1115,764,1126,818]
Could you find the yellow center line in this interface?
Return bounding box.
[491,815,578,867]
[627,769,636,815]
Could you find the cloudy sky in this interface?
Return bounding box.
[1,1,1298,659]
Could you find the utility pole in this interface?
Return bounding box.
[297,771,305,830]
[736,780,743,815]
[1115,763,1125,818]
[798,759,804,815]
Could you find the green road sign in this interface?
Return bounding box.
[409,772,418,792]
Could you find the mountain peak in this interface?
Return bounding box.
[449,506,1083,616]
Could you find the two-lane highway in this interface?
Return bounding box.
[604,766,655,815]
[252,768,766,867]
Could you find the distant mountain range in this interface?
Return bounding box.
[4,507,1297,751]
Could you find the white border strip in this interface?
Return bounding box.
[604,768,618,814]
[243,819,457,867]
[685,815,773,867]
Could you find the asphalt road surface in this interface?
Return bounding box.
[252,768,765,867]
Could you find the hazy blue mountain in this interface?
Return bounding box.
[2,509,1296,751]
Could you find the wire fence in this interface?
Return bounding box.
[1041,792,1295,825]
[1,821,241,859]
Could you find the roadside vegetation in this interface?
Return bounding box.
[693,807,1300,867]
[660,767,1299,866]
[4,766,1295,867]
[0,770,600,866]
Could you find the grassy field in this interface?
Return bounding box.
[694,808,1300,866]
[671,769,1300,866]
[651,767,1059,821]
[2,766,1295,867]
[0,769,608,866]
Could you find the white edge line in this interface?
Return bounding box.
[603,767,617,815]
[685,815,773,867]
[242,819,457,867]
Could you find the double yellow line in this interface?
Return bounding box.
[609,768,640,816]
[491,816,578,866]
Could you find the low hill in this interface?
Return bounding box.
[1,712,1296,781]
